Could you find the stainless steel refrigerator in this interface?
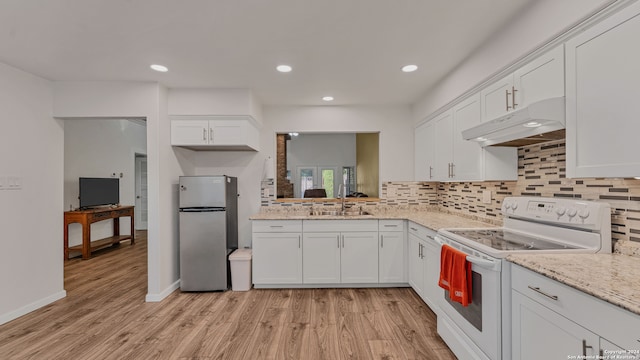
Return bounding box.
[178,175,238,291]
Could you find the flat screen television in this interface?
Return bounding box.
[79,177,120,209]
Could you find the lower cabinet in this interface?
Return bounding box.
[511,264,640,360]
[252,220,303,285]
[252,219,407,287]
[407,222,440,312]
[303,231,379,284]
[512,291,599,359]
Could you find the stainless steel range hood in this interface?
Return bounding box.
[462,97,565,147]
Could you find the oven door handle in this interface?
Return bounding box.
[465,255,497,270]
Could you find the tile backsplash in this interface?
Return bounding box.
[261,139,640,250]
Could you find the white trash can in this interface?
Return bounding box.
[229,248,252,291]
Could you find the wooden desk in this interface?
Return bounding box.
[64,206,135,260]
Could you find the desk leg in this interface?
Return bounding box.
[82,220,91,260]
[130,211,135,244]
[64,221,69,260]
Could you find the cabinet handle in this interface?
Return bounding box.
[410,227,418,231]
[429,166,433,179]
[582,340,593,356]
[599,350,603,357]
[381,234,384,248]
[209,128,213,141]
[418,243,423,258]
[298,235,301,248]
[512,86,518,109]
[342,235,344,248]
[203,128,207,141]
[527,285,558,301]
[269,225,284,228]
[450,163,455,178]
[506,89,512,111]
[337,235,340,248]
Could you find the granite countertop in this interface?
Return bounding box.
[249,208,496,232]
[508,253,640,316]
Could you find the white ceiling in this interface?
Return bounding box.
[0,0,535,106]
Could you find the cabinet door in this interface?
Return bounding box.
[408,233,425,296]
[566,2,640,178]
[481,74,513,121]
[303,232,341,284]
[512,290,600,360]
[422,240,441,312]
[452,94,483,181]
[252,232,302,284]
[171,120,209,145]
[433,110,454,181]
[514,44,564,109]
[210,120,246,146]
[341,232,379,283]
[379,231,405,283]
[414,121,436,181]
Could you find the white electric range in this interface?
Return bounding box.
[434,196,612,360]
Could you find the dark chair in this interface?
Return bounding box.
[303,188,327,198]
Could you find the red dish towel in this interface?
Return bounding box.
[438,244,473,306]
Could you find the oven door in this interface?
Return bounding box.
[436,236,502,360]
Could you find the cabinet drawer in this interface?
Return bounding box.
[511,264,640,351]
[303,219,378,232]
[252,220,302,233]
[408,221,436,241]
[378,219,405,232]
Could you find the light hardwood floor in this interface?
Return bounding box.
[0,231,456,359]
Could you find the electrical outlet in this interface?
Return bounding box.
[482,190,492,204]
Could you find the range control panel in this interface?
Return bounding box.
[501,197,610,230]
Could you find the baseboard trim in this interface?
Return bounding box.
[145,280,180,302]
[0,290,67,326]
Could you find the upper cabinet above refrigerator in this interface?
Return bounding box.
[171,115,260,151]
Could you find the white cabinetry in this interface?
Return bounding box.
[511,264,640,360]
[378,220,406,284]
[171,116,259,151]
[566,2,640,178]
[429,94,516,181]
[414,120,436,181]
[407,222,440,312]
[252,220,302,285]
[481,45,564,121]
[303,220,379,284]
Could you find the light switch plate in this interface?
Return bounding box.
[482,190,492,204]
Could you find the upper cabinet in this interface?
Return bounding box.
[414,120,436,181]
[171,116,260,151]
[565,2,640,178]
[416,94,517,182]
[481,45,564,122]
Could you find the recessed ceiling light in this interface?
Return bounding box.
[523,121,542,128]
[401,64,418,73]
[150,64,168,72]
[276,65,292,73]
[322,96,334,102]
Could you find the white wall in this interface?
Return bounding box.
[0,62,66,325]
[264,105,413,183]
[168,88,263,125]
[412,0,614,122]
[63,119,147,247]
[53,81,186,302]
